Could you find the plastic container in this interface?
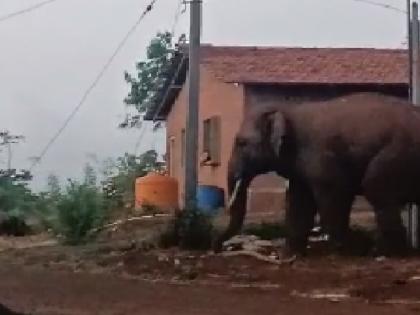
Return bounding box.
[197,185,225,215]
[135,172,178,212]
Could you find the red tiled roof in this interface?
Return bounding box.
[200,46,408,85]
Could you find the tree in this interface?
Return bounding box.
[83,163,97,187]
[46,174,61,201]
[121,31,181,128]
[0,177,34,214]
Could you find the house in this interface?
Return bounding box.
[145,45,408,212]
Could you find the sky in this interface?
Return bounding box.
[0,0,408,190]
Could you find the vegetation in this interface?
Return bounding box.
[0,170,35,236]
[55,180,106,245]
[159,208,214,250]
[2,150,164,244]
[121,31,186,128]
[122,31,174,122]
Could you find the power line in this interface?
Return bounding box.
[171,0,187,37]
[132,1,185,157]
[0,0,60,24]
[30,0,159,171]
[349,0,407,14]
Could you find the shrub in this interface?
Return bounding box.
[0,177,36,236]
[159,208,214,250]
[0,209,30,236]
[56,181,106,245]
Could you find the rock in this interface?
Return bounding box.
[253,240,275,248]
[242,243,261,252]
[409,276,420,281]
[223,235,259,246]
[271,238,286,248]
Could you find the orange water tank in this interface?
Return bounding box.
[135,172,179,212]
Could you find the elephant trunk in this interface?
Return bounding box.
[213,160,252,252]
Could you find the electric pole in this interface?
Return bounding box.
[184,0,201,209]
[0,130,24,171]
[409,0,413,100]
[407,1,420,249]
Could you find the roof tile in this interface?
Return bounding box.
[200,46,408,85]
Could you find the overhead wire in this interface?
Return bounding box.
[171,0,187,37]
[0,0,61,23]
[132,0,186,156]
[348,0,407,14]
[30,0,159,171]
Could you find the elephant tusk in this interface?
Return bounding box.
[227,179,242,209]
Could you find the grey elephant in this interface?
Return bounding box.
[215,93,420,255]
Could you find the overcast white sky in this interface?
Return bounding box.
[0,0,408,190]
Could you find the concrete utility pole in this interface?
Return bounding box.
[407,1,420,249]
[409,0,413,100]
[0,130,24,171]
[184,0,201,209]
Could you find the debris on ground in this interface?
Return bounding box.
[291,289,351,302]
[221,235,295,265]
[222,235,280,254]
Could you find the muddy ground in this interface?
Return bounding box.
[0,210,419,315]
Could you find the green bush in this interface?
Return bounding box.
[0,177,35,236]
[0,209,30,236]
[159,208,214,250]
[56,181,106,245]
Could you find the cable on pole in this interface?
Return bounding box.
[30,0,159,171]
[0,0,61,24]
[349,0,407,14]
[171,0,187,37]
[131,0,186,157]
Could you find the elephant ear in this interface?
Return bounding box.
[260,110,287,157]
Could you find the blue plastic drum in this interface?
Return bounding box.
[197,185,225,215]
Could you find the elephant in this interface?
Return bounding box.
[214,92,420,256]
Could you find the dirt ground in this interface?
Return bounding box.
[0,211,419,315]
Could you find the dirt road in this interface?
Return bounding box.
[0,215,419,315]
[0,264,418,315]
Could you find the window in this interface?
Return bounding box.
[181,129,185,167]
[201,116,221,166]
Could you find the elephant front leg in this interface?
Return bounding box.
[312,184,355,252]
[285,179,316,255]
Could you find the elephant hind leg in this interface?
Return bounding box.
[364,183,407,255]
[370,202,407,256]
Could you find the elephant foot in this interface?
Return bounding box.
[375,229,410,257]
[285,236,308,257]
[212,239,224,253]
